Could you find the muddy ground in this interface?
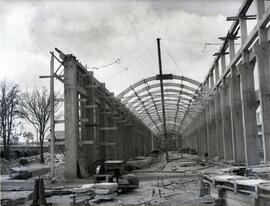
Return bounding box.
[1,151,227,206]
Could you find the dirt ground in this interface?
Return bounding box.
[1,151,224,206]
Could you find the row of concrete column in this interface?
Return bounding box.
[63,55,153,179]
[182,0,270,166]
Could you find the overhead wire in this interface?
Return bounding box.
[162,41,184,76]
[161,38,223,46]
[90,58,121,70]
[105,43,152,81]
[89,41,152,71]
[162,38,223,54]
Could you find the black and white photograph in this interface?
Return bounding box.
[1,0,270,205]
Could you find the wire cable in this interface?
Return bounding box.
[162,42,184,76]
[89,43,151,71]
[104,43,152,81]
[161,38,223,46]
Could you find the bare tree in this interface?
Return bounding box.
[19,87,62,163]
[0,81,20,160]
[23,132,34,144]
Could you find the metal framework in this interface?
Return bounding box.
[117,75,205,147]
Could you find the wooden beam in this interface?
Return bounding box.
[77,85,88,96]
[55,120,65,124]
[79,140,94,145]
[99,127,117,131]
[226,15,257,21]
[212,6,270,92]
[85,104,98,109]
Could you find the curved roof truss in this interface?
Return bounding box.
[117,75,207,135]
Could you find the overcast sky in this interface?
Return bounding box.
[1,0,249,95]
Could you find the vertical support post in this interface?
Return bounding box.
[221,55,226,73]
[88,71,99,163]
[240,18,247,44]
[239,63,260,166]
[229,39,235,60]
[215,62,219,82]
[206,103,212,157]
[202,109,208,155]
[256,0,265,20]
[156,38,169,162]
[254,43,270,164]
[220,79,233,161]
[229,66,246,164]
[215,90,224,159]
[151,131,154,151]
[64,55,78,179]
[99,85,107,160]
[50,52,55,177]
[210,99,217,157]
[255,0,270,164]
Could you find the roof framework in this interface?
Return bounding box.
[117,75,208,136]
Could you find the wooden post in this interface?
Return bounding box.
[156,38,169,162]
[50,52,55,177]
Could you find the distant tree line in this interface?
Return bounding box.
[0,80,62,163]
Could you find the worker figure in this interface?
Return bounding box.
[152,189,156,197]
[158,189,162,197]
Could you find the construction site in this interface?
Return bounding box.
[1,0,270,205]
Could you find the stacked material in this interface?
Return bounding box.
[201,173,270,206]
[93,183,118,200]
[127,157,153,169]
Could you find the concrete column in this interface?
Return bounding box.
[210,73,214,88]
[116,121,123,159]
[197,116,201,154]
[229,39,235,60]
[240,17,247,44]
[229,66,246,164]
[86,72,98,168]
[214,90,224,159]
[210,99,217,157]
[256,0,265,19]
[220,79,233,161]
[195,119,199,153]
[95,105,101,160]
[127,124,132,159]
[64,55,79,179]
[215,62,219,83]
[254,43,270,164]
[239,63,260,166]
[206,104,212,157]
[111,99,117,160]
[221,55,226,73]
[78,94,90,167]
[202,109,208,155]
[99,89,107,160]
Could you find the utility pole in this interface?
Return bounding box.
[39,52,56,177]
[50,52,55,177]
[157,38,169,162]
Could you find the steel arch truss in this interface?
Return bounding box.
[117,75,208,136]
